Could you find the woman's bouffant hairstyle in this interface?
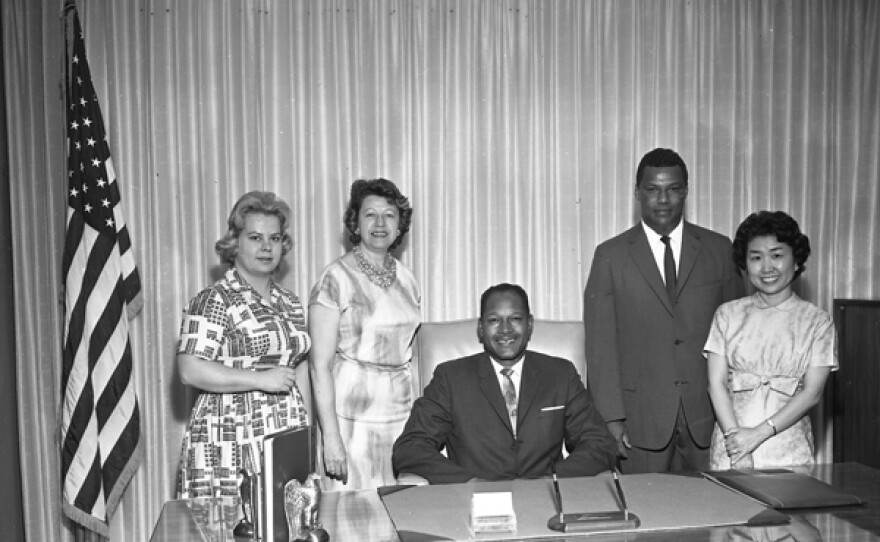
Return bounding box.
[343,178,413,251]
[215,191,294,265]
[732,210,811,278]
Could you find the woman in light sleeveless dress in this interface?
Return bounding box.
[309,179,420,491]
[705,211,836,470]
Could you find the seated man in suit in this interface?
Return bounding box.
[392,283,616,484]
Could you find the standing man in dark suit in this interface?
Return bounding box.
[583,148,743,473]
[393,283,616,484]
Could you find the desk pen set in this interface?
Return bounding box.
[547,466,641,533]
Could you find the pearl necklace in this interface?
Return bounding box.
[352,245,396,288]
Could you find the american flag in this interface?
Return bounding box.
[61,9,144,536]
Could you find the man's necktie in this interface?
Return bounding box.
[661,235,677,301]
[500,368,518,435]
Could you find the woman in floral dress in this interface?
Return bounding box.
[705,211,837,470]
[176,191,311,498]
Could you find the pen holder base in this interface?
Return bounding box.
[547,511,640,533]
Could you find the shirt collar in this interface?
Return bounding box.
[227,267,277,302]
[641,219,684,245]
[752,291,800,311]
[490,355,525,375]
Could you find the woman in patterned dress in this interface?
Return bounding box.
[176,191,311,498]
[309,179,421,490]
[705,211,837,469]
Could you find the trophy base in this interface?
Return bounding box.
[232,519,255,538]
[294,527,330,542]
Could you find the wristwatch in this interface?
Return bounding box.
[765,418,777,435]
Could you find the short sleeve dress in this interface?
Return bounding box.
[309,254,421,490]
[703,293,837,469]
[176,268,311,498]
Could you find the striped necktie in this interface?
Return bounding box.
[500,368,518,435]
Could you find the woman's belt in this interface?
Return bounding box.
[336,354,410,373]
[729,371,800,397]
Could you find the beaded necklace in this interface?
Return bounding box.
[352,245,396,288]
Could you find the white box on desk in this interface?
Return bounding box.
[471,491,517,534]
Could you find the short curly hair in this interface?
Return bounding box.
[480,283,531,319]
[732,211,811,278]
[215,191,294,265]
[343,178,413,251]
[635,148,689,187]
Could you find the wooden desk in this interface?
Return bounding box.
[151,463,880,541]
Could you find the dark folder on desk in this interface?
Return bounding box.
[704,469,864,510]
[261,426,314,542]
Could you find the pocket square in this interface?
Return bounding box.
[541,405,564,411]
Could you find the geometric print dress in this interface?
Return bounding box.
[176,268,311,498]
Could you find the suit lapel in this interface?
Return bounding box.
[516,352,540,424]
[477,354,515,434]
[627,227,675,315]
[677,223,702,294]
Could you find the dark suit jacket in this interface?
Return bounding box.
[392,351,616,484]
[583,222,743,450]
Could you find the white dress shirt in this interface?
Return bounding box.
[490,356,524,396]
[641,220,683,284]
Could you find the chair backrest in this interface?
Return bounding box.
[411,319,587,395]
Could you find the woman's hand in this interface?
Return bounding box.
[256,365,298,394]
[724,425,770,465]
[179,353,297,394]
[309,304,346,483]
[322,432,348,484]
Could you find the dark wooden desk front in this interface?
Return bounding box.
[151,462,880,541]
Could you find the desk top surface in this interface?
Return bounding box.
[151,462,880,541]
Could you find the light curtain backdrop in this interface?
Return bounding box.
[5,0,879,540]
